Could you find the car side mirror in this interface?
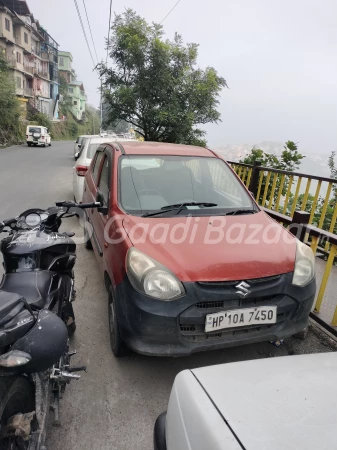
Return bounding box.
[78,144,81,148]
[74,152,79,160]
[96,190,108,215]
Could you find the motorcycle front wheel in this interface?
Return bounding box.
[0,376,35,449]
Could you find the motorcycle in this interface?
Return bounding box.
[0,200,100,449]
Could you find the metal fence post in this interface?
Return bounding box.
[249,160,262,198]
[289,210,310,242]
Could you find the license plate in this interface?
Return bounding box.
[205,306,277,332]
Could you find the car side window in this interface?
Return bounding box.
[98,156,110,205]
[92,151,104,184]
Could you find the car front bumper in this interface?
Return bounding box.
[116,273,316,357]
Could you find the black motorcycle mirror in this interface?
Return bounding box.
[96,191,108,215]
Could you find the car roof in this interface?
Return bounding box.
[192,352,337,450]
[88,137,135,145]
[107,141,215,157]
[79,134,99,138]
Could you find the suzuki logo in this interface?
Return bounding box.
[235,281,251,298]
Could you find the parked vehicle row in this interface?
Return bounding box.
[1,137,318,449]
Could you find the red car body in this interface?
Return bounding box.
[83,141,315,356]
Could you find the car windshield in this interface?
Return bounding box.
[119,155,255,216]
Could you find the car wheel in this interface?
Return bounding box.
[49,142,52,146]
[293,327,308,340]
[84,236,93,250]
[83,218,93,249]
[108,285,126,357]
[27,142,32,147]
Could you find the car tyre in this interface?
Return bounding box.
[83,220,93,249]
[84,236,93,250]
[49,142,52,146]
[108,285,126,357]
[27,142,32,147]
[293,327,308,340]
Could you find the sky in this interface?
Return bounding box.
[28,0,337,153]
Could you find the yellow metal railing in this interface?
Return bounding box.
[228,161,337,328]
[230,162,337,239]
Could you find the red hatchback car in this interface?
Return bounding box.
[82,141,316,357]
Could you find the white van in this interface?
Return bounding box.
[26,126,51,147]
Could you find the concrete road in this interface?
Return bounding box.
[0,142,336,450]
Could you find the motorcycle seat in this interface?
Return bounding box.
[0,271,54,310]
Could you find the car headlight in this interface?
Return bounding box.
[126,248,185,300]
[292,240,315,286]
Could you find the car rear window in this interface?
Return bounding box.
[87,143,102,159]
[29,127,42,133]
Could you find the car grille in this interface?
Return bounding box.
[195,296,275,310]
[179,317,287,343]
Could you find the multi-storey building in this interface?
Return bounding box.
[0,0,59,119]
[58,50,87,121]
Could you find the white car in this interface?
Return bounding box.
[74,135,98,158]
[73,137,133,202]
[26,125,51,147]
[154,352,337,450]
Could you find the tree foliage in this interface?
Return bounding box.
[241,141,305,206]
[0,55,21,144]
[58,75,73,117]
[99,9,227,146]
[241,141,305,171]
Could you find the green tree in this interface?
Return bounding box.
[30,112,52,130]
[58,75,73,117]
[99,9,227,146]
[242,141,304,171]
[86,104,101,134]
[241,141,305,207]
[0,55,22,144]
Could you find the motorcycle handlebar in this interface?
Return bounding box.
[55,201,101,209]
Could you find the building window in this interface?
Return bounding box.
[73,100,77,105]
[24,32,28,44]
[16,52,21,63]
[68,87,73,93]
[59,57,64,66]
[5,18,10,32]
[16,77,21,88]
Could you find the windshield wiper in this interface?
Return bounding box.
[141,202,218,218]
[224,208,258,216]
